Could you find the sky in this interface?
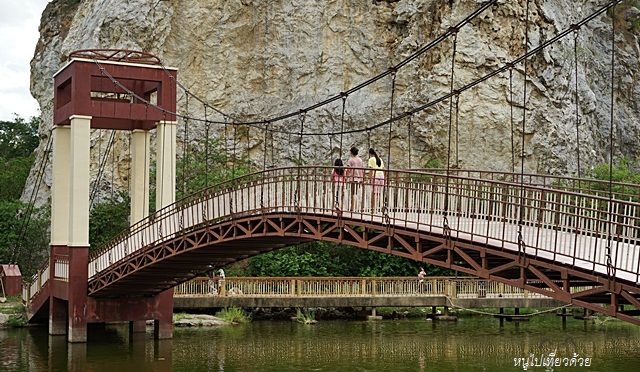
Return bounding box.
[0,0,50,121]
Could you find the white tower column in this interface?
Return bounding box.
[68,115,92,247]
[50,126,71,245]
[155,121,177,209]
[130,129,150,223]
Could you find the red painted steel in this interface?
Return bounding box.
[25,167,640,325]
[53,51,177,128]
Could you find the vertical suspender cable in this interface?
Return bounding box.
[454,94,460,167]
[204,105,210,188]
[246,125,251,159]
[444,29,458,228]
[408,114,413,169]
[383,70,397,224]
[296,111,306,211]
[517,0,532,258]
[509,66,515,174]
[261,122,269,209]
[339,93,347,158]
[182,93,189,196]
[574,28,582,184]
[232,123,237,179]
[386,70,396,171]
[270,127,275,167]
[606,5,616,279]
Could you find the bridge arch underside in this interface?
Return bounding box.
[89,213,640,325]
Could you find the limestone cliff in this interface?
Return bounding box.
[23,0,640,206]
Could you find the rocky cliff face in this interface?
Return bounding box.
[24,0,640,206]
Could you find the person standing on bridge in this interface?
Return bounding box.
[346,146,364,183]
[332,158,346,184]
[418,267,426,293]
[346,146,364,210]
[367,148,384,189]
[367,148,384,211]
[218,268,226,296]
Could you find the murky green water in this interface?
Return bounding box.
[1,316,639,371]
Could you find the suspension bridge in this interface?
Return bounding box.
[12,0,640,343]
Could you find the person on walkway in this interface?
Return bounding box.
[346,146,364,183]
[367,148,385,212]
[346,146,364,210]
[332,158,346,184]
[367,148,385,188]
[418,267,426,293]
[218,268,226,295]
[332,158,345,208]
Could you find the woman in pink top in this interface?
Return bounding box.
[331,158,346,183]
[345,146,364,183]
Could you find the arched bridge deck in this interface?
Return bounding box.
[27,167,640,324]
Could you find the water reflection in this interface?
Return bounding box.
[1,317,639,371]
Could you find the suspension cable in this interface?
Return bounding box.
[157,1,498,127]
[90,129,116,207]
[11,130,53,263]
[90,1,620,138]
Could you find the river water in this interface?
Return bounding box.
[1,316,639,371]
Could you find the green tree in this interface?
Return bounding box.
[89,193,131,252]
[0,115,49,277]
[0,116,40,158]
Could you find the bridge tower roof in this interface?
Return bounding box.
[53,49,177,130]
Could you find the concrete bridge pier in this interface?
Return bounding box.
[436,306,457,321]
[367,307,382,321]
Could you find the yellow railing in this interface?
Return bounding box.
[174,276,560,299]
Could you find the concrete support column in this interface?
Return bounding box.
[367,307,382,321]
[67,115,91,343]
[155,121,176,210]
[130,129,150,224]
[50,125,71,246]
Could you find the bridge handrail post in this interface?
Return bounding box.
[361,279,366,295]
[290,279,296,296]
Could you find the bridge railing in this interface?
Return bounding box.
[420,168,640,202]
[23,265,49,304]
[174,276,560,299]
[86,166,640,291]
